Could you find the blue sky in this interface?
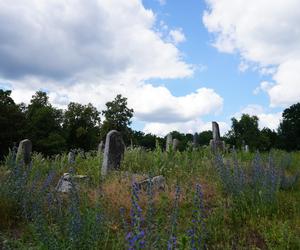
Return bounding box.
[136,0,283,133]
[0,0,298,136]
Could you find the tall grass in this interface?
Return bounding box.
[0,147,299,249]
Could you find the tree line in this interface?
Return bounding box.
[1,89,300,159]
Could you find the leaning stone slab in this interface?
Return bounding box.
[16,139,32,165]
[56,173,89,193]
[101,130,125,176]
[138,175,166,191]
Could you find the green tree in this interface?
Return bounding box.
[226,114,260,150]
[131,130,159,150]
[0,90,26,158]
[197,131,213,146]
[26,91,66,155]
[278,103,300,151]
[101,94,134,144]
[63,102,101,151]
[259,128,278,151]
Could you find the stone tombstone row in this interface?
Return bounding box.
[16,139,32,165]
[101,130,125,176]
[210,121,225,153]
[165,133,180,151]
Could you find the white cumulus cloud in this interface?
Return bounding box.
[203,0,300,107]
[143,119,229,137]
[0,0,224,136]
[169,28,186,45]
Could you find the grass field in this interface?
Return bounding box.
[0,147,299,249]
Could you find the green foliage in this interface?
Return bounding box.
[226,114,261,150]
[197,130,213,146]
[0,90,26,159]
[278,103,300,151]
[0,148,299,249]
[26,91,66,155]
[63,102,101,151]
[225,114,279,151]
[101,94,133,144]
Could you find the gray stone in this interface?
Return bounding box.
[55,173,88,193]
[212,121,221,141]
[244,145,249,152]
[101,130,125,176]
[138,175,166,191]
[68,151,75,164]
[172,138,180,151]
[16,139,32,165]
[98,141,104,155]
[166,133,173,151]
[210,122,225,153]
[192,133,198,147]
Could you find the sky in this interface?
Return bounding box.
[0,0,299,137]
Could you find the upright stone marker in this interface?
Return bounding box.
[68,151,75,164]
[16,139,32,165]
[172,138,179,151]
[166,133,173,152]
[98,141,104,155]
[101,130,125,176]
[210,121,225,153]
[192,133,198,148]
[244,145,249,153]
[212,122,221,141]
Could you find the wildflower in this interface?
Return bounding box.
[188,184,206,250]
[167,186,180,250]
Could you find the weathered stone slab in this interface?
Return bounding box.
[210,122,225,153]
[16,139,32,165]
[68,151,75,164]
[138,175,166,191]
[101,130,125,176]
[166,133,173,152]
[192,133,198,147]
[56,173,89,193]
[212,121,221,141]
[172,138,179,151]
[98,141,104,155]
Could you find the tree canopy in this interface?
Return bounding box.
[100,94,134,144]
[0,90,26,158]
[278,103,300,151]
[2,89,300,158]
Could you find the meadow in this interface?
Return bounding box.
[0,146,300,249]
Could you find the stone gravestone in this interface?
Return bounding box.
[68,151,75,164]
[101,130,125,176]
[172,138,180,151]
[192,133,198,148]
[56,173,89,193]
[244,145,249,153]
[210,122,225,153]
[16,139,32,165]
[138,175,166,192]
[98,141,104,155]
[166,133,173,152]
